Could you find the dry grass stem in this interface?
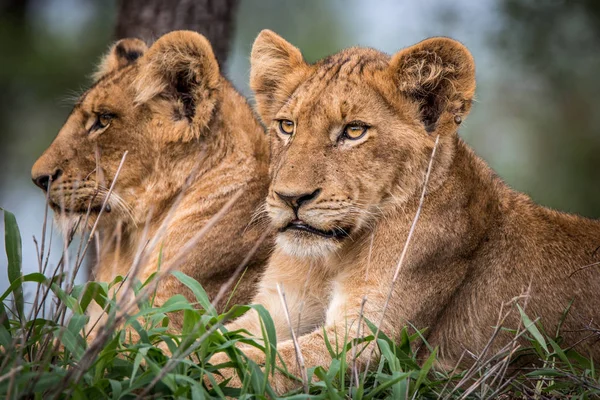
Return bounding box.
[362,134,440,379]
[73,150,128,273]
[276,283,309,394]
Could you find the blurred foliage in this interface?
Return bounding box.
[0,0,115,182]
[491,0,600,216]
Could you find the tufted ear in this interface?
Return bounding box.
[134,30,221,141]
[250,29,309,124]
[93,38,147,81]
[390,37,476,134]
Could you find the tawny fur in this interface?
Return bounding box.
[211,30,600,394]
[31,31,272,337]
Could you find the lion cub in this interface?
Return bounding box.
[31,31,271,335]
[212,30,600,393]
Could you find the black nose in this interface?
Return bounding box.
[33,169,62,191]
[276,188,322,212]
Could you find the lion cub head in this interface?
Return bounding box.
[250,30,475,259]
[31,31,222,232]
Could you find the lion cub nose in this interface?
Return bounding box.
[275,188,321,213]
[32,169,63,192]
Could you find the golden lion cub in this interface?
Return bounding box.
[31,31,271,335]
[212,30,600,392]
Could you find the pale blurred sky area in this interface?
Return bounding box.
[2,0,600,294]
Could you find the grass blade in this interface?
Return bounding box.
[413,347,437,395]
[3,209,23,320]
[517,304,549,354]
[172,270,216,316]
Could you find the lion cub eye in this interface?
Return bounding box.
[278,119,295,136]
[342,123,368,141]
[98,114,113,128]
[89,113,115,133]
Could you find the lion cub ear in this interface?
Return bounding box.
[250,30,309,123]
[134,30,221,140]
[390,37,476,134]
[93,38,148,81]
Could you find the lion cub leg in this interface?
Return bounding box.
[215,286,378,393]
[210,253,381,394]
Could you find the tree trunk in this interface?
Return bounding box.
[0,0,28,20]
[115,0,240,67]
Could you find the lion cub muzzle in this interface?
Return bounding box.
[268,182,354,258]
[273,188,347,238]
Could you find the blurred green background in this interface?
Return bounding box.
[1,0,600,288]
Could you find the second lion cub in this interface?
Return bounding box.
[31,31,272,338]
[211,30,600,393]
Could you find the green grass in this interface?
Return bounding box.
[1,208,599,399]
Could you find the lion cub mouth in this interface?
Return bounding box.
[49,200,111,215]
[280,219,350,239]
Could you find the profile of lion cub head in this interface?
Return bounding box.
[31,31,271,334]
[212,30,600,393]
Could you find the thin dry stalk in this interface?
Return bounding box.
[276,283,309,394]
[42,217,55,277]
[349,233,374,393]
[71,192,98,283]
[73,151,128,274]
[362,134,440,379]
[5,366,16,400]
[479,352,513,397]
[38,177,52,269]
[295,262,316,335]
[85,209,154,337]
[568,260,600,278]
[351,295,368,391]
[30,235,44,324]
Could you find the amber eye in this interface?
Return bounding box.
[90,113,115,133]
[278,119,295,135]
[98,113,113,128]
[342,123,368,140]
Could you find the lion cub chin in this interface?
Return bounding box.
[31,31,272,338]
[212,30,600,393]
